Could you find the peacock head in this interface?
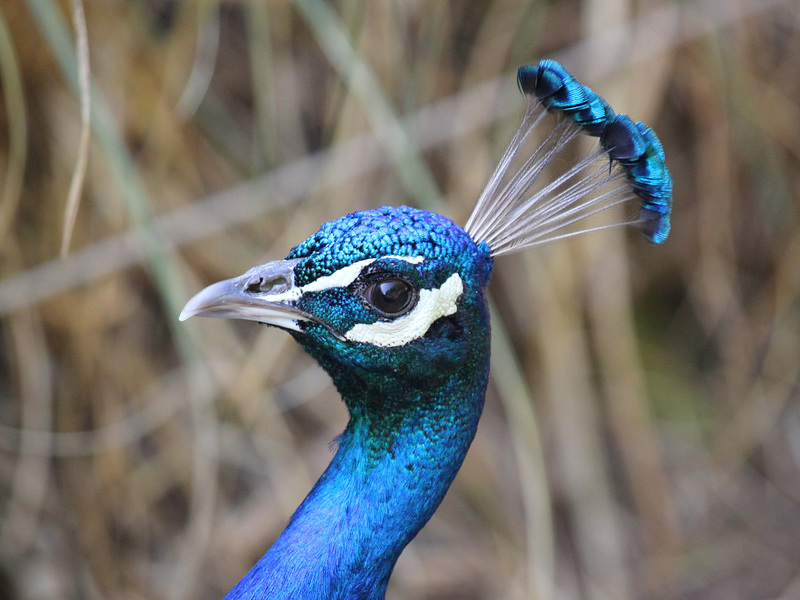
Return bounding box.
[181,205,493,400]
[181,60,674,405]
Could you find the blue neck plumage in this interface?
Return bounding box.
[224,354,489,600]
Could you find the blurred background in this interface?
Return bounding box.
[1,0,799,599]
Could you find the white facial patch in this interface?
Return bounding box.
[344,272,464,348]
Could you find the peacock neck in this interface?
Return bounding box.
[224,368,489,600]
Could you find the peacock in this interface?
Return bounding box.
[180,60,672,600]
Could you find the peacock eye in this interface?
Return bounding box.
[363,278,417,317]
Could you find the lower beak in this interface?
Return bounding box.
[179,259,311,333]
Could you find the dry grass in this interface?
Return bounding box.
[1,1,799,599]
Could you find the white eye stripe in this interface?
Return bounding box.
[261,255,425,305]
[301,255,424,294]
[301,259,376,294]
[344,273,463,348]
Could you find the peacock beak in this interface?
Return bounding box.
[179,258,314,333]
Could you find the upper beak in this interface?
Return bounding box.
[180,258,311,333]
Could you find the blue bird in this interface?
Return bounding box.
[180,61,672,599]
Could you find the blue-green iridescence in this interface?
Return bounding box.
[628,122,671,210]
[538,69,589,112]
[629,123,672,243]
[225,206,493,600]
[518,61,615,136]
[287,206,487,284]
[601,114,647,163]
[574,88,615,136]
[516,59,673,244]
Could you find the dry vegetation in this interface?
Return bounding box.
[1,1,800,599]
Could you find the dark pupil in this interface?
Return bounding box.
[369,279,412,315]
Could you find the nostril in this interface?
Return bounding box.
[245,276,290,295]
[245,277,264,294]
